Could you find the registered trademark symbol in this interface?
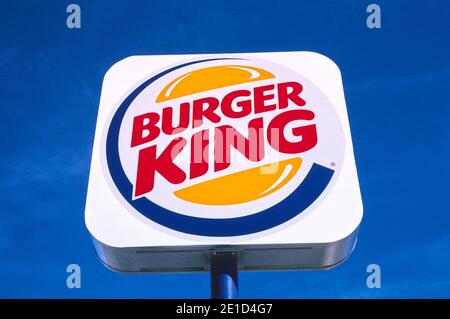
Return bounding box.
[330,162,336,167]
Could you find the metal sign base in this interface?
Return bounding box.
[210,251,238,299]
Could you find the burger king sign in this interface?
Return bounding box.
[85,52,363,272]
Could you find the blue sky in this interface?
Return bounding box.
[1,0,449,298]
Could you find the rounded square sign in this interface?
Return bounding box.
[85,51,363,272]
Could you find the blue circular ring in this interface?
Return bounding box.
[106,58,334,236]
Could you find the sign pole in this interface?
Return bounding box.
[210,251,239,299]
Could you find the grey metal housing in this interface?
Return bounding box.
[91,228,359,273]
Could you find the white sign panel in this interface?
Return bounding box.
[85,52,363,272]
